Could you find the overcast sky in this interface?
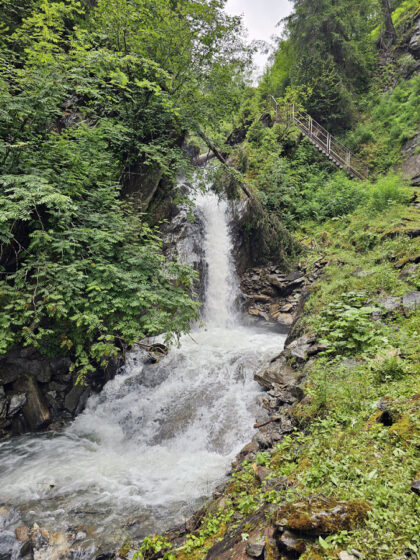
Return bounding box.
[225,0,293,77]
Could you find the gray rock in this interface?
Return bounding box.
[246,537,265,558]
[7,393,26,417]
[408,16,420,58]
[402,291,420,312]
[375,296,402,313]
[0,387,7,419]
[0,363,21,385]
[276,313,294,327]
[277,530,306,555]
[398,264,417,281]
[285,333,317,362]
[354,268,375,278]
[13,375,50,430]
[254,356,301,393]
[411,479,420,495]
[48,382,68,393]
[339,552,357,560]
[285,271,304,283]
[36,362,52,383]
[64,384,90,414]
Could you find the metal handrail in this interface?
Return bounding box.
[273,100,368,180]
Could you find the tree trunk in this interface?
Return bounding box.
[195,128,252,199]
[381,0,397,48]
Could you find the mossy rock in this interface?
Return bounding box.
[273,498,370,536]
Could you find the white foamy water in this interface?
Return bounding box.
[0,190,285,554]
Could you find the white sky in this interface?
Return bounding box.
[225,0,294,77]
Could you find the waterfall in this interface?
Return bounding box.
[197,191,238,326]
[0,189,286,557]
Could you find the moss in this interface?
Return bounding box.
[274,499,370,536]
[300,550,326,560]
[389,414,418,443]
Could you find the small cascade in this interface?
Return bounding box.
[0,188,286,558]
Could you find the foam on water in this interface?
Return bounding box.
[0,189,285,553]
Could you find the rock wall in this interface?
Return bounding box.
[238,260,327,333]
[0,348,121,441]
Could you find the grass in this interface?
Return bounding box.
[163,195,419,560]
[133,178,419,560]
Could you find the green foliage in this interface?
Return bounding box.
[346,75,420,171]
[371,354,407,383]
[316,292,383,356]
[134,536,175,560]
[0,0,252,376]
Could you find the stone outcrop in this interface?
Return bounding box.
[161,183,207,302]
[0,348,121,440]
[239,260,326,333]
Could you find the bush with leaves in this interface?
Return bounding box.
[315,292,385,356]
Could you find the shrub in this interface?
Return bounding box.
[365,172,410,213]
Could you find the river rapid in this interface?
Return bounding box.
[0,190,285,558]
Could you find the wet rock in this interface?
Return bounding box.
[276,313,294,327]
[285,271,304,283]
[7,393,26,417]
[0,532,20,560]
[96,553,116,560]
[255,356,302,394]
[411,479,420,495]
[15,526,30,542]
[277,530,306,556]
[14,375,50,430]
[402,291,420,313]
[284,333,317,362]
[0,387,7,419]
[0,363,21,385]
[273,498,370,536]
[64,383,90,414]
[246,536,265,558]
[237,441,259,461]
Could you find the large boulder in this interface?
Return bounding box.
[255,356,302,395]
[408,16,420,59]
[274,499,370,537]
[403,291,420,313]
[7,393,26,417]
[13,375,51,431]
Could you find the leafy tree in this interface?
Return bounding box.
[282,0,379,129]
[0,0,251,378]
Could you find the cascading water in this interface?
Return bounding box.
[0,189,286,557]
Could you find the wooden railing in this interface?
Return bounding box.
[275,101,368,181]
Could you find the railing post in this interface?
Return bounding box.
[309,118,313,137]
[346,151,351,169]
[292,103,295,121]
[327,133,331,154]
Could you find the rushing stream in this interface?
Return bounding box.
[0,190,285,557]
